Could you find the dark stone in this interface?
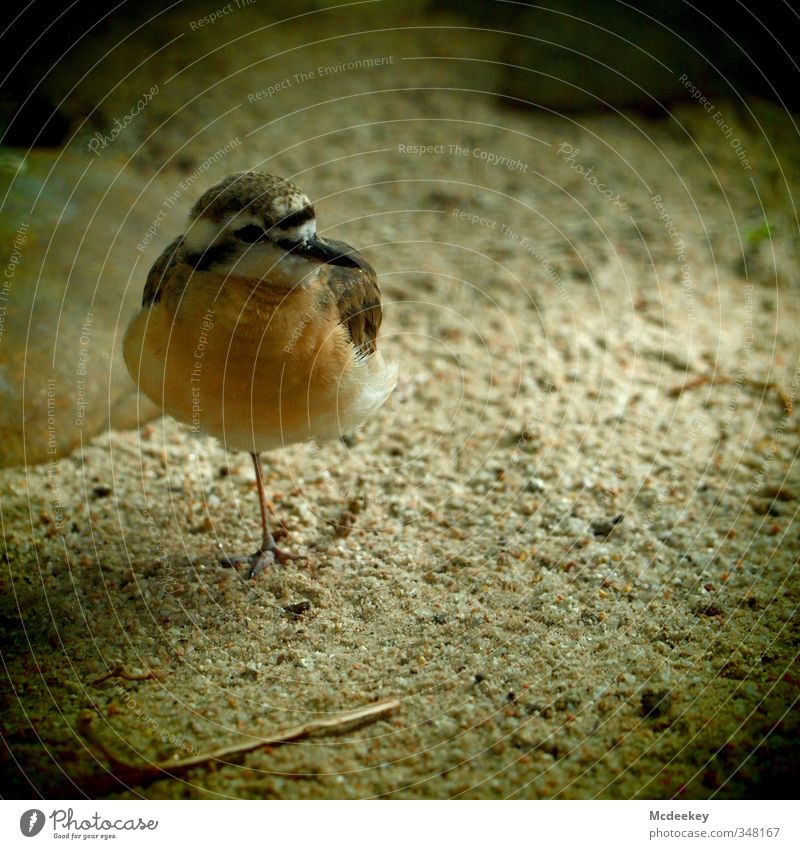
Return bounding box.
[641,688,671,718]
[283,600,312,618]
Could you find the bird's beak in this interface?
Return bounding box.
[290,235,361,268]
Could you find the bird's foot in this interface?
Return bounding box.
[221,538,301,579]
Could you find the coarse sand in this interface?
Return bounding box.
[1,5,798,798]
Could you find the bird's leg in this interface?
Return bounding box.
[251,452,301,566]
[221,452,300,578]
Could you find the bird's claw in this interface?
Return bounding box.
[220,541,301,579]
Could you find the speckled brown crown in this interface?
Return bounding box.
[190,171,313,226]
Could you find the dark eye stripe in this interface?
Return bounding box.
[277,205,314,230]
[234,224,265,243]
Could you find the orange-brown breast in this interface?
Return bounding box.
[126,269,362,451]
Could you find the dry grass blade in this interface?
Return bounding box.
[668,373,793,415]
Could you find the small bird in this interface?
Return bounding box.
[124,171,397,576]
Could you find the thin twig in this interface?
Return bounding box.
[76,698,401,794]
[92,664,164,686]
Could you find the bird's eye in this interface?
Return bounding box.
[234,224,265,243]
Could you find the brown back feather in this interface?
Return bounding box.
[321,237,382,356]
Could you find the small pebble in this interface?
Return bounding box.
[590,515,624,537]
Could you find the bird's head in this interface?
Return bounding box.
[182,171,359,288]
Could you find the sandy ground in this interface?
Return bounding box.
[2,5,799,798]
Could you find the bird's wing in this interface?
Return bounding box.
[321,237,382,356]
[142,235,185,306]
